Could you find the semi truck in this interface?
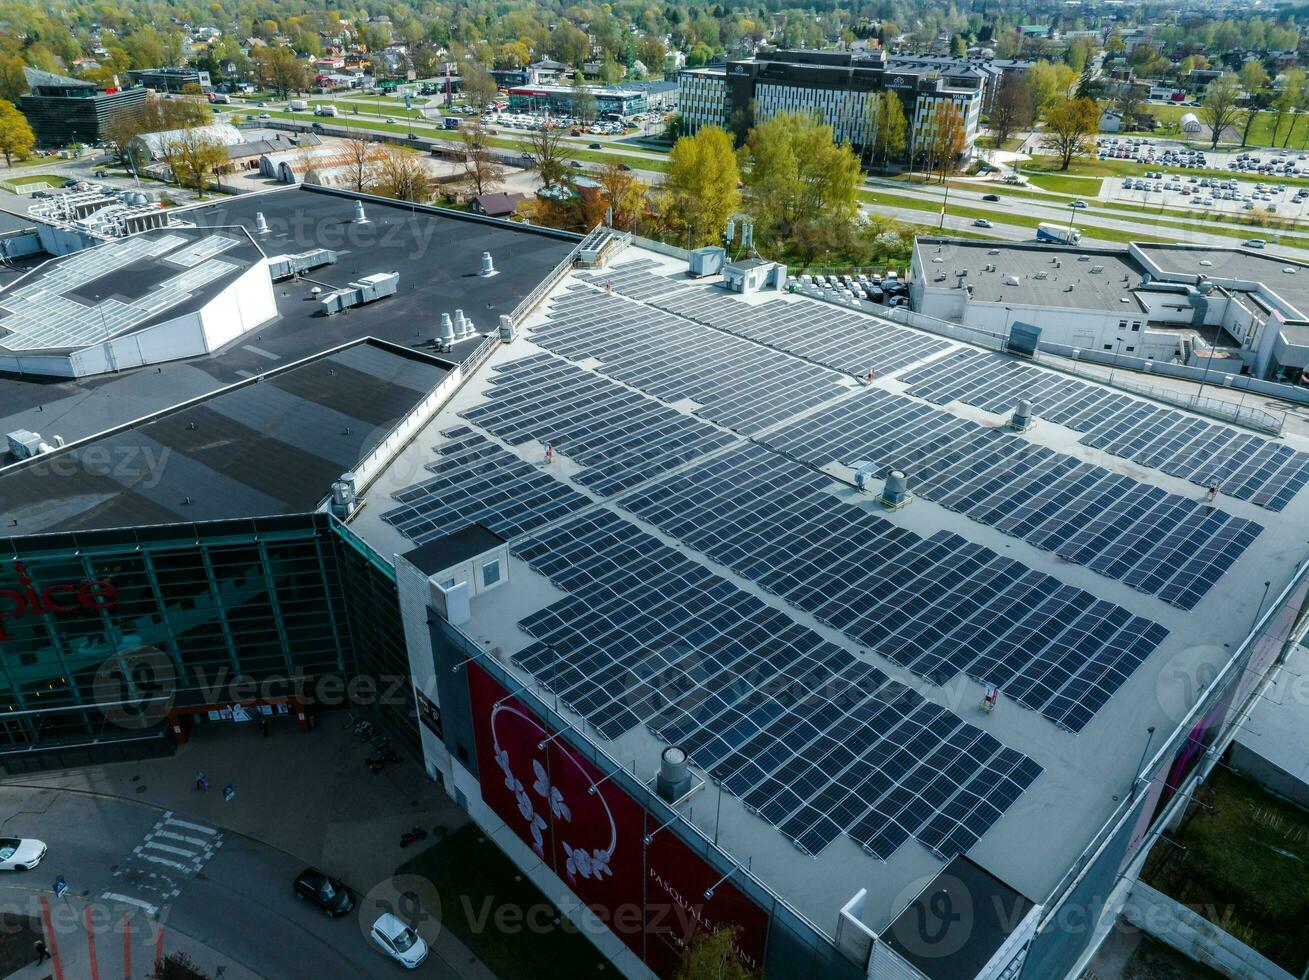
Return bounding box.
[1036,222,1081,245]
[313,104,339,117]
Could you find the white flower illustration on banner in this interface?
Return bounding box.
[562,842,613,881]
[496,747,522,794]
[532,760,572,822]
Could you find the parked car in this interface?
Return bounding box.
[0,839,46,871]
[294,868,355,916]
[369,913,428,968]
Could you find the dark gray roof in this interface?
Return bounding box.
[471,192,526,216]
[23,66,96,90]
[0,340,450,534]
[401,523,505,574]
[0,185,577,452]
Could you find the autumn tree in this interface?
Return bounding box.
[252,47,307,99]
[0,101,35,167]
[163,129,227,198]
[1041,97,1100,171]
[460,117,505,197]
[989,74,1034,145]
[373,144,434,202]
[461,61,498,110]
[663,125,740,247]
[583,160,648,230]
[1027,60,1078,113]
[1199,72,1243,150]
[527,124,569,189]
[926,102,967,183]
[741,111,860,239]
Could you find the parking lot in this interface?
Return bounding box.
[794,270,911,309]
[1105,171,1309,219]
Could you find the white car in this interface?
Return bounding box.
[370,913,428,969]
[0,838,46,871]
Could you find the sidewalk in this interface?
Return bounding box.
[1,717,497,980]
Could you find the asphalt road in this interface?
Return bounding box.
[0,784,448,978]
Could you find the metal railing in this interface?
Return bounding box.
[508,229,592,324]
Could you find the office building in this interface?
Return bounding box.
[18,67,148,149]
[125,67,212,93]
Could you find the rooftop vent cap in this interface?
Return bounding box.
[932,256,944,263]
[1009,399,1033,431]
[438,313,455,347]
[1004,275,1020,286]
[988,249,1000,256]
[1120,297,1130,303]
[254,211,269,235]
[479,251,498,277]
[881,469,911,510]
[1200,259,1213,267]
[352,200,369,224]
[1078,254,1090,262]
[1283,267,1297,274]
[655,746,692,802]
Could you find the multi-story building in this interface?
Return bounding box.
[125,67,212,93]
[506,84,647,118]
[678,49,983,159]
[19,67,148,148]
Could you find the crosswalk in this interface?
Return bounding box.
[101,811,224,918]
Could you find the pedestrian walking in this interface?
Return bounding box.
[259,718,269,738]
[34,939,48,964]
[195,771,208,791]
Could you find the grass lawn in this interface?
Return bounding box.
[397,824,610,980]
[1021,171,1104,196]
[0,173,65,192]
[1126,101,1309,150]
[1140,767,1309,972]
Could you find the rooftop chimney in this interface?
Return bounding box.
[479,251,498,277]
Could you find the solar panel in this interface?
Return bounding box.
[461,352,737,496]
[381,427,592,542]
[583,261,951,378]
[511,508,1042,861]
[898,348,1309,512]
[758,389,1262,611]
[618,443,1169,731]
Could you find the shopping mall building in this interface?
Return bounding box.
[2,184,1307,980]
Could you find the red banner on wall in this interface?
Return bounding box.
[466,664,769,976]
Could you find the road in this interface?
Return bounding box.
[0,784,451,978]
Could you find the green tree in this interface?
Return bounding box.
[0,100,35,167]
[1272,70,1305,147]
[1199,72,1243,150]
[571,75,597,126]
[162,129,226,198]
[1239,60,1270,95]
[1027,60,1078,112]
[664,125,740,247]
[0,54,27,103]
[989,74,1034,145]
[874,92,908,172]
[741,111,860,239]
[1041,97,1101,170]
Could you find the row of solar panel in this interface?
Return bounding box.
[618,444,1170,732]
[513,508,1043,860]
[580,263,950,379]
[761,389,1264,610]
[462,353,737,497]
[900,348,1309,511]
[536,288,851,435]
[380,428,591,543]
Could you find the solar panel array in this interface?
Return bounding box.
[901,348,1309,511]
[620,444,1170,732]
[536,286,850,434]
[514,508,1043,860]
[461,353,737,496]
[382,427,591,542]
[761,389,1264,611]
[0,232,243,351]
[163,234,240,267]
[581,262,950,378]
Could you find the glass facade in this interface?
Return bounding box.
[0,514,409,768]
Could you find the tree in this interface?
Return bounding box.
[1239,60,1270,94]
[587,161,648,230]
[741,111,861,239]
[103,97,211,167]
[873,92,909,172]
[1041,97,1101,170]
[989,74,1034,145]
[1027,60,1078,113]
[1199,72,1243,150]
[373,144,434,202]
[1067,38,1095,74]
[252,47,306,99]
[1114,81,1147,128]
[926,103,967,183]
[0,54,26,104]
[571,75,597,126]
[1270,70,1304,147]
[162,129,226,198]
[674,927,753,980]
[664,125,740,247]
[0,101,35,167]
[339,135,383,193]
[460,118,505,197]
[461,61,498,110]
[527,124,568,189]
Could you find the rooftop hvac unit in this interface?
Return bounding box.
[1090,265,1104,274]
[1004,275,1021,286]
[987,249,1000,256]
[6,429,44,460]
[1034,271,1048,280]
[320,272,399,315]
[1078,254,1090,262]
[267,248,338,280]
[881,470,911,510]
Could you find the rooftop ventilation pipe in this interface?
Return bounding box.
[438,313,455,350]
[655,746,692,803]
[353,200,369,224]
[881,470,911,510]
[255,212,269,235]
[480,251,498,277]
[453,309,468,339]
[1008,399,1033,432]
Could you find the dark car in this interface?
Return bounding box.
[619,163,632,171]
[588,142,602,149]
[981,193,1000,202]
[294,868,355,916]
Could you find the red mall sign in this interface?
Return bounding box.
[0,563,119,641]
[467,665,769,977]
